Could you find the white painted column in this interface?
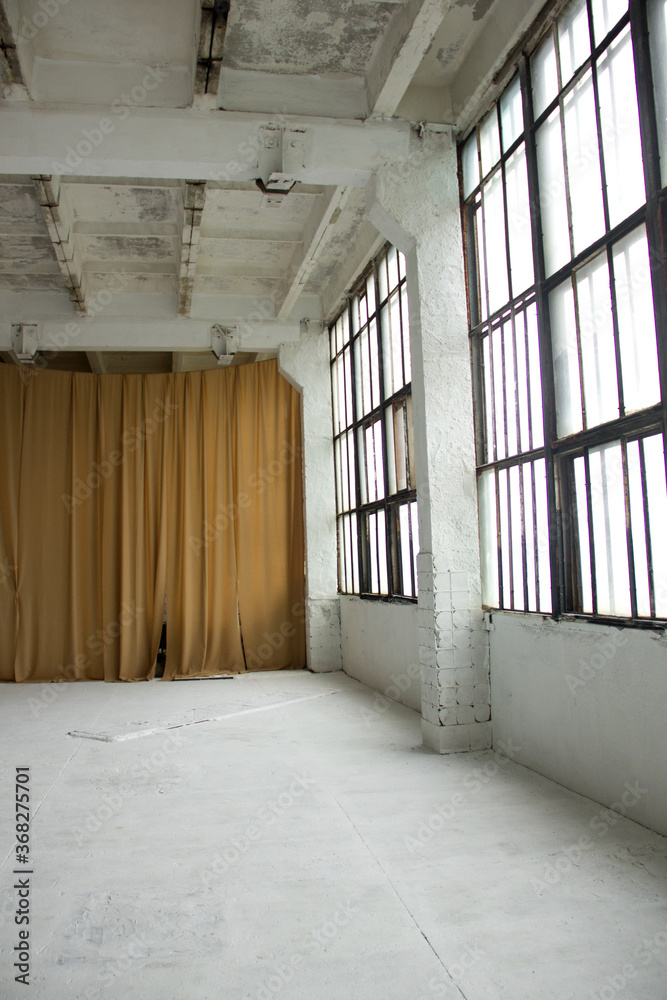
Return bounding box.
[367,130,491,752]
[279,329,342,673]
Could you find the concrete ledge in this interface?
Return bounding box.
[422,718,492,753]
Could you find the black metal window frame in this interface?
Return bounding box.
[460,0,667,626]
[329,244,419,601]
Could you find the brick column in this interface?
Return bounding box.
[367,129,491,751]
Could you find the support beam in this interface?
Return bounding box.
[86,352,107,373]
[276,186,351,320]
[0,105,411,185]
[0,319,300,354]
[0,4,25,93]
[32,175,86,314]
[178,181,206,316]
[366,0,448,118]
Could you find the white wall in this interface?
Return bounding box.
[340,597,420,712]
[279,331,342,673]
[490,613,667,837]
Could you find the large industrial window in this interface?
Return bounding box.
[330,245,419,599]
[461,0,667,623]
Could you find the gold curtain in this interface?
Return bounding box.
[0,360,304,682]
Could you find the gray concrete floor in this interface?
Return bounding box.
[1,670,666,1000]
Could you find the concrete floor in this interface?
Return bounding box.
[1,670,666,1000]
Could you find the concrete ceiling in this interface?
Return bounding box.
[0,0,546,372]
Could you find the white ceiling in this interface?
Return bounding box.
[0,0,546,372]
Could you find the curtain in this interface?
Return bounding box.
[0,360,304,682]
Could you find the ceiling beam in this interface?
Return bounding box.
[178,180,206,317]
[366,0,448,118]
[0,320,301,354]
[276,187,351,321]
[0,105,411,185]
[86,352,107,373]
[32,175,86,314]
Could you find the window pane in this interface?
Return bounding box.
[499,467,511,603]
[505,144,535,296]
[597,26,645,228]
[589,441,631,616]
[480,107,501,177]
[377,509,389,594]
[574,455,594,612]
[479,470,500,607]
[532,31,559,118]
[462,132,480,198]
[526,303,544,449]
[492,325,506,460]
[535,459,552,612]
[626,440,651,617]
[473,198,489,322]
[612,227,661,413]
[509,464,525,609]
[523,462,537,611]
[550,279,583,436]
[401,285,411,385]
[398,503,415,597]
[361,420,385,503]
[644,434,667,616]
[483,171,509,314]
[536,110,571,276]
[575,252,620,428]
[558,0,591,85]
[500,75,524,150]
[387,246,399,293]
[591,0,628,43]
[563,71,606,256]
[649,0,667,187]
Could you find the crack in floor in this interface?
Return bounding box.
[67,691,340,742]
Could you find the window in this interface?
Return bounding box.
[461,0,667,622]
[330,245,419,599]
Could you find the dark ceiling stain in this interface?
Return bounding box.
[130,188,174,223]
[454,0,495,21]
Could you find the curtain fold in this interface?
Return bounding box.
[0,368,23,681]
[163,368,245,679]
[0,359,304,682]
[234,363,306,671]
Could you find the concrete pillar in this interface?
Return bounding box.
[367,129,491,752]
[279,328,342,673]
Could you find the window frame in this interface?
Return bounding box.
[329,244,419,602]
[460,0,667,628]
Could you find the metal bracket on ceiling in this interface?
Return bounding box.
[256,127,306,205]
[11,324,39,365]
[211,324,238,366]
